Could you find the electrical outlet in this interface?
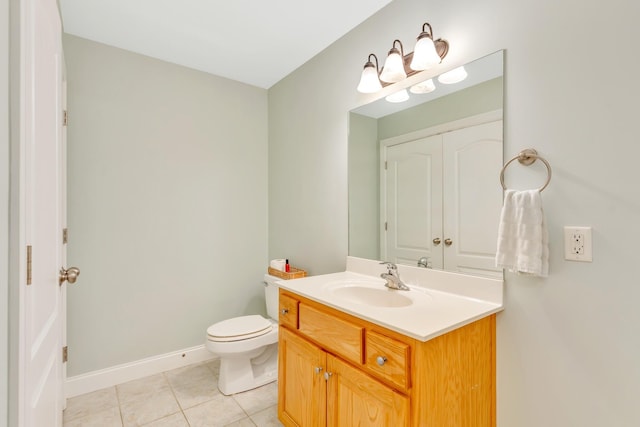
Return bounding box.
[564,226,592,262]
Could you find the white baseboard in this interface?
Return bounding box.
[65,345,217,398]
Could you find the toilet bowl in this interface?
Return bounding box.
[205,274,281,395]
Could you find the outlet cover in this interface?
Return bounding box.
[564,226,593,262]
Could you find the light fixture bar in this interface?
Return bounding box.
[356,21,449,93]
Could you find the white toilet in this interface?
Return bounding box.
[205,274,281,395]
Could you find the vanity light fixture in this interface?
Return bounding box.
[410,78,436,94]
[356,22,449,93]
[437,66,468,84]
[410,23,445,70]
[356,54,383,93]
[385,88,410,103]
[380,40,407,83]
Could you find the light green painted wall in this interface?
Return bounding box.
[348,112,378,260]
[268,0,640,425]
[63,35,269,376]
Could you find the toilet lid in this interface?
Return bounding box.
[207,315,273,342]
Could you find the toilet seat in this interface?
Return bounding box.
[207,315,273,342]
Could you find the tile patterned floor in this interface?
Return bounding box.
[63,359,283,427]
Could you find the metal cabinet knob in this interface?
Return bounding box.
[323,372,333,381]
[444,238,453,246]
[315,366,323,374]
[433,238,441,245]
[376,356,387,366]
[281,308,289,315]
[59,266,80,285]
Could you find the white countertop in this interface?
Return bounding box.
[276,260,504,342]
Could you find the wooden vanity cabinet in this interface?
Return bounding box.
[278,290,496,427]
[279,327,409,427]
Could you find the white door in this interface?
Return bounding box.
[20,0,65,424]
[382,135,442,266]
[442,120,503,278]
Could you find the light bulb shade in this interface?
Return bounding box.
[380,49,407,83]
[437,66,468,84]
[410,36,441,70]
[385,89,409,103]
[357,63,382,93]
[410,78,436,94]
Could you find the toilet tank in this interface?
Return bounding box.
[263,274,282,321]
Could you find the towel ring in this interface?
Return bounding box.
[500,149,552,192]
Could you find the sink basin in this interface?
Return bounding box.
[331,286,413,307]
[322,279,432,308]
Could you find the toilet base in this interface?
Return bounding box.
[217,342,278,395]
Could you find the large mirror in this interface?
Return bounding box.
[348,51,504,279]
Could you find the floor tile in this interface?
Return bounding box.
[63,406,122,427]
[183,394,247,427]
[64,361,283,427]
[141,411,189,427]
[224,418,256,427]
[165,363,220,409]
[232,381,277,416]
[117,373,172,403]
[120,387,181,427]
[64,386,119,422]
[249,405,283,427]
[205,358,221,378]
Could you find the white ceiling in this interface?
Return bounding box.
[59,0,393,89]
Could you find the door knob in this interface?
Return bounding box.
[433,238,441,245]
[59,267,80,285]
[444,238,453,246]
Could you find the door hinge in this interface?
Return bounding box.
[385,222,388,231]
[63,228,68,244]
[62,346,68,363]
[385,161,387,170]
[26,245,32,285]
[63,110,68,126]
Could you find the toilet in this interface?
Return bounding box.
[205,274,281,395]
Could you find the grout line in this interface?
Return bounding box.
[113,385,125,427]
[161,371,192,426]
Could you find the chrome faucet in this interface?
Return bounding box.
[379,262,410,291]
[417,257,431,268]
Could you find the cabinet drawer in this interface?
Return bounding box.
[298,303,363,364]
[365,330,410,390]
[279,293,299,329]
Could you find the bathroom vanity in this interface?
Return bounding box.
[276,257,503,427]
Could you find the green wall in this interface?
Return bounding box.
[64,35,269,375]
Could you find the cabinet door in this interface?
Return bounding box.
[442,120,503,278]
[279,327,327,427]
[326,354,409,427]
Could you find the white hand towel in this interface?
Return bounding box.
[495,189,549,277]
